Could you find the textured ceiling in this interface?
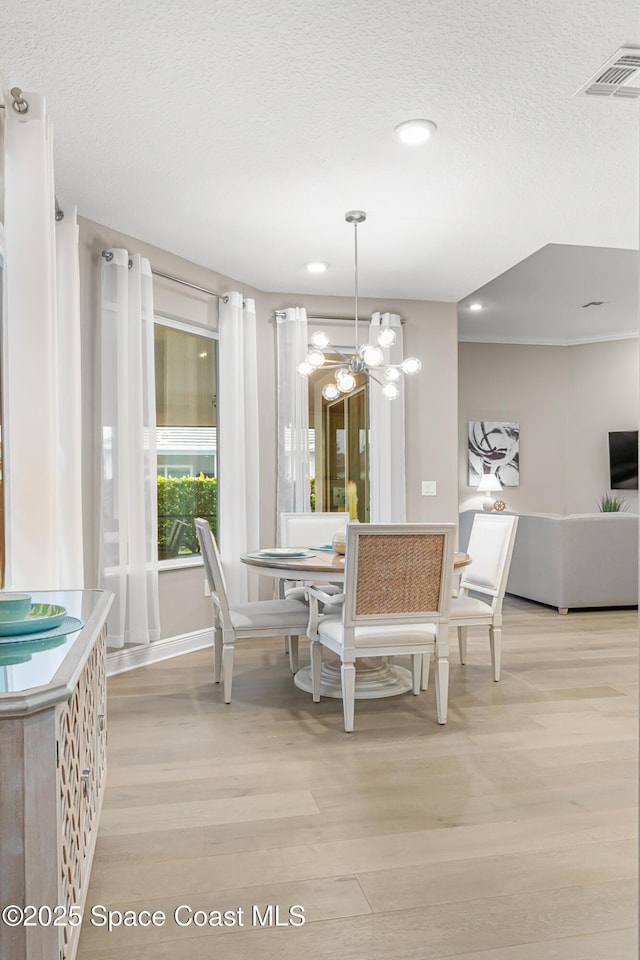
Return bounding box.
[1,0,639,320]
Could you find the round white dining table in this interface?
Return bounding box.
[241,548,471,701]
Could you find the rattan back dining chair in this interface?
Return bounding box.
[306,522,456,732]
[194,518,311,703]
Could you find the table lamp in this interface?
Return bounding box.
[477,473,502,512]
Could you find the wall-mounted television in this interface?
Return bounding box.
[608,430,638,490]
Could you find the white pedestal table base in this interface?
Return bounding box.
[294,655,413,700]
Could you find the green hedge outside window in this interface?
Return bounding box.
[157,475,217,558]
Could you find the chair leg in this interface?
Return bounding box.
[421,652,431,691]
[411,654,421,694]
[434,655,449,724]
[341,661,356,732]
[278,582,290,654]
[489,625,501,682]
[288,635,299,674]
[310,640,322,702]
[213,626,222,684]
[458,626,468,664]
[222,641,235,703]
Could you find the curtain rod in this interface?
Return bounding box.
[152,267,228,301]
[101,252,228,302]
[274,312,405,325]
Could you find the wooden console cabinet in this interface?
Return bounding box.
[0,590,113,960]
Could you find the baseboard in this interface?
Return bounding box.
[106,628,214,677]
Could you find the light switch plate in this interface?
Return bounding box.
[422,480,437,496]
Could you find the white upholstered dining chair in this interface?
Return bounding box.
[306,522,456,732]
[278,511,347,672]
[194,518,311,703]
[450,513,519,681]
[279,511,347,549]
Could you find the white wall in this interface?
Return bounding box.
[78,217,459,641]
[458,339,639,515]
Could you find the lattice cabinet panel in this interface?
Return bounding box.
[56,626,108,960]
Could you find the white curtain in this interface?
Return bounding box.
[3,89,84,589]
[276,307,310,532]
[368,312,407,522]
[218,292,259,604]
[99,250,160,647]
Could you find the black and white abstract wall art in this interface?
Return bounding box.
[468,421,520,486]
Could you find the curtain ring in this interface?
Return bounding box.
[10,87,29,114]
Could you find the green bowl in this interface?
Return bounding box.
[0,593,32,622]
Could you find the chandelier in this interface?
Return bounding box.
[297,211,422,401]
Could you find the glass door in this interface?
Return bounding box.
[323,384,369,522]
[346,386,369,522]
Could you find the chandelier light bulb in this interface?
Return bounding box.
[337,371,356,393]
[401,357,422,375]
[307,349,325,368]
[394,119,437,145]
[360,344,384,367]
[297,360,313,376]
[377,327,396,347]
[310,330,330,348]
[382,382,400,400]
[384,366,401,382]
[322,383,340,401]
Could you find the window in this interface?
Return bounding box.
[154,318,218,561]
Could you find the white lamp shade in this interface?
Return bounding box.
[477,473,502,493]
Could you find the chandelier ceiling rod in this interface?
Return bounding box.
[345,210,366,348]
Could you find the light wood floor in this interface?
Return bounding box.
[78,597,638,960]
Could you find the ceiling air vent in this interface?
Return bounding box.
[575,46,640,99]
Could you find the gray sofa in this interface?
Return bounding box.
[459,510,639,613]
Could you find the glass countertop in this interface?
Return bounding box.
[0,590,106,696]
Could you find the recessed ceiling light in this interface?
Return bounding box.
[305,261,328,274]
[468,302,484,312]
[394,119,437,145]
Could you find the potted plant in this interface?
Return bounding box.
[597,493,628,512]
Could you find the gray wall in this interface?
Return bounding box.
[79,217,459,641]
[458,339,639,516]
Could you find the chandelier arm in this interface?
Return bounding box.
[366,370,385,387]
[325,345,354,364]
